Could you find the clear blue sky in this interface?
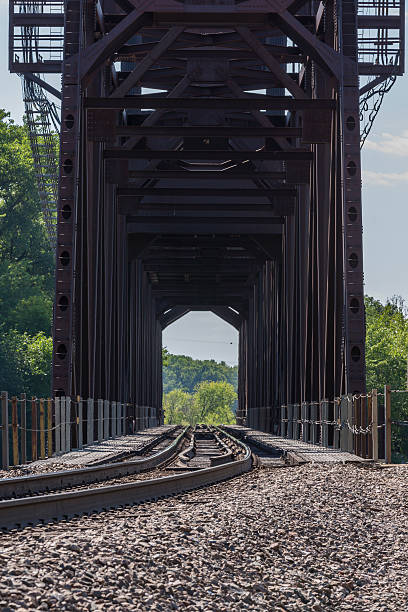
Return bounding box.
[1,4,407,364]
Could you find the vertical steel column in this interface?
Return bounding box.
[52,0,82,397]
[339,0,366,394]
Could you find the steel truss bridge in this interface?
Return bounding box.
[9,0,405,430]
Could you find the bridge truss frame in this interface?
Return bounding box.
[9,0,405,430]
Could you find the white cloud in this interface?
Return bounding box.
[363,169,408,187]
[365,131,408,157]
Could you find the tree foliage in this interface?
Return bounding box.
[163,353,238,395]
[365,295,408,461]
[163,381,236,426]
[0,110,54,397]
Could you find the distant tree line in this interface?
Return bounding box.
[163,351,238,395]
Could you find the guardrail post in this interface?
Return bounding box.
[103,400,109,440]
[111,401,116,438]
[39,398,45,459]
[12,396,18,466]
[333,400,340,449]
[384,384,392,463]
[31,397,38,461]
[97,399,103,442]
[367,393,372,459]
[117,403,122,436]
[1,392,9,469]
[347,394,354,453]
[47,398,53,457]
[293,404,300,440]
[287,404,293,439]
[301,402,306,442]
[60,397,66,454]
[310,403,317,445]
[320,400,328,447]
[339,396,347,451]
[280,405,285,437]
[55,397,61,454]
[21,393,27,464]
[87,398,94,445]
[372,389,378,460]
[65,397,71,453]
[78,398,83,449]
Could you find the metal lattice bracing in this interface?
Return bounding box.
[8,0,405,429]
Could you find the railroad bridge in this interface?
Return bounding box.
[9,0,405,431]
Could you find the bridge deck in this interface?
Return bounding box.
[28,425,179,470]
[222,425,368,464]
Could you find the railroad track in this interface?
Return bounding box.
[0,426,252,530]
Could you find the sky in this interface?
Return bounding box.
[1,4,407,365]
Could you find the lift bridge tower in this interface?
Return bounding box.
[9,0,405,429]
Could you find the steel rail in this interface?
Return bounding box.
[0,427,188,500]
[0,430,252,530]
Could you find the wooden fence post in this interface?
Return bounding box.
[31,398,38,462]
[98,399,103,442]
[293,404,300,440]
[372,389,379,460]
[39,399,45,459]
[310,403,317,445]
[346,394,354,453]
[65,397,71,453]
[119,403,124,436]
[21,393,27,464]
[287,404,293,439]
[12,396,18,466]
[87,398,94,445]
[367,394,372,459]
[339,396,347,451]
[78,397,83,449]
[104,400,109,440]
[1,392,9,469]
[384,384,392,464]
[47,398,53,457]
[112,401,117,438]
[320,400,328,447]
[60,397,66,454]
[333,400,340,449]
[55,397,61,455]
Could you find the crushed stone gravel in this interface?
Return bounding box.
[0,463,407,611]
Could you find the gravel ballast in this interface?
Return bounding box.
[0,464,407,611]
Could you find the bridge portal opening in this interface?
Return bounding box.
[162,311,239,426]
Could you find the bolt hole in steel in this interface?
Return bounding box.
[58,296,69,312]
[56,344,67,360]
[351,346,361,362]
[348,252,358,268]
[61,204,72,219]
[350,297,360,314]
[347,160,357,176]
[346,115,356,131]
[59,251,70,266]
[63,158,73,174]
[348,206,358,222]
[65,114,75,130]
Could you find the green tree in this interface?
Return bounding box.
[163,353,238,395]
[192,380,237,425]
[163,389,193,424]
[0,330,52,398]
[365,295,408,461]
[0,110,54,396]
